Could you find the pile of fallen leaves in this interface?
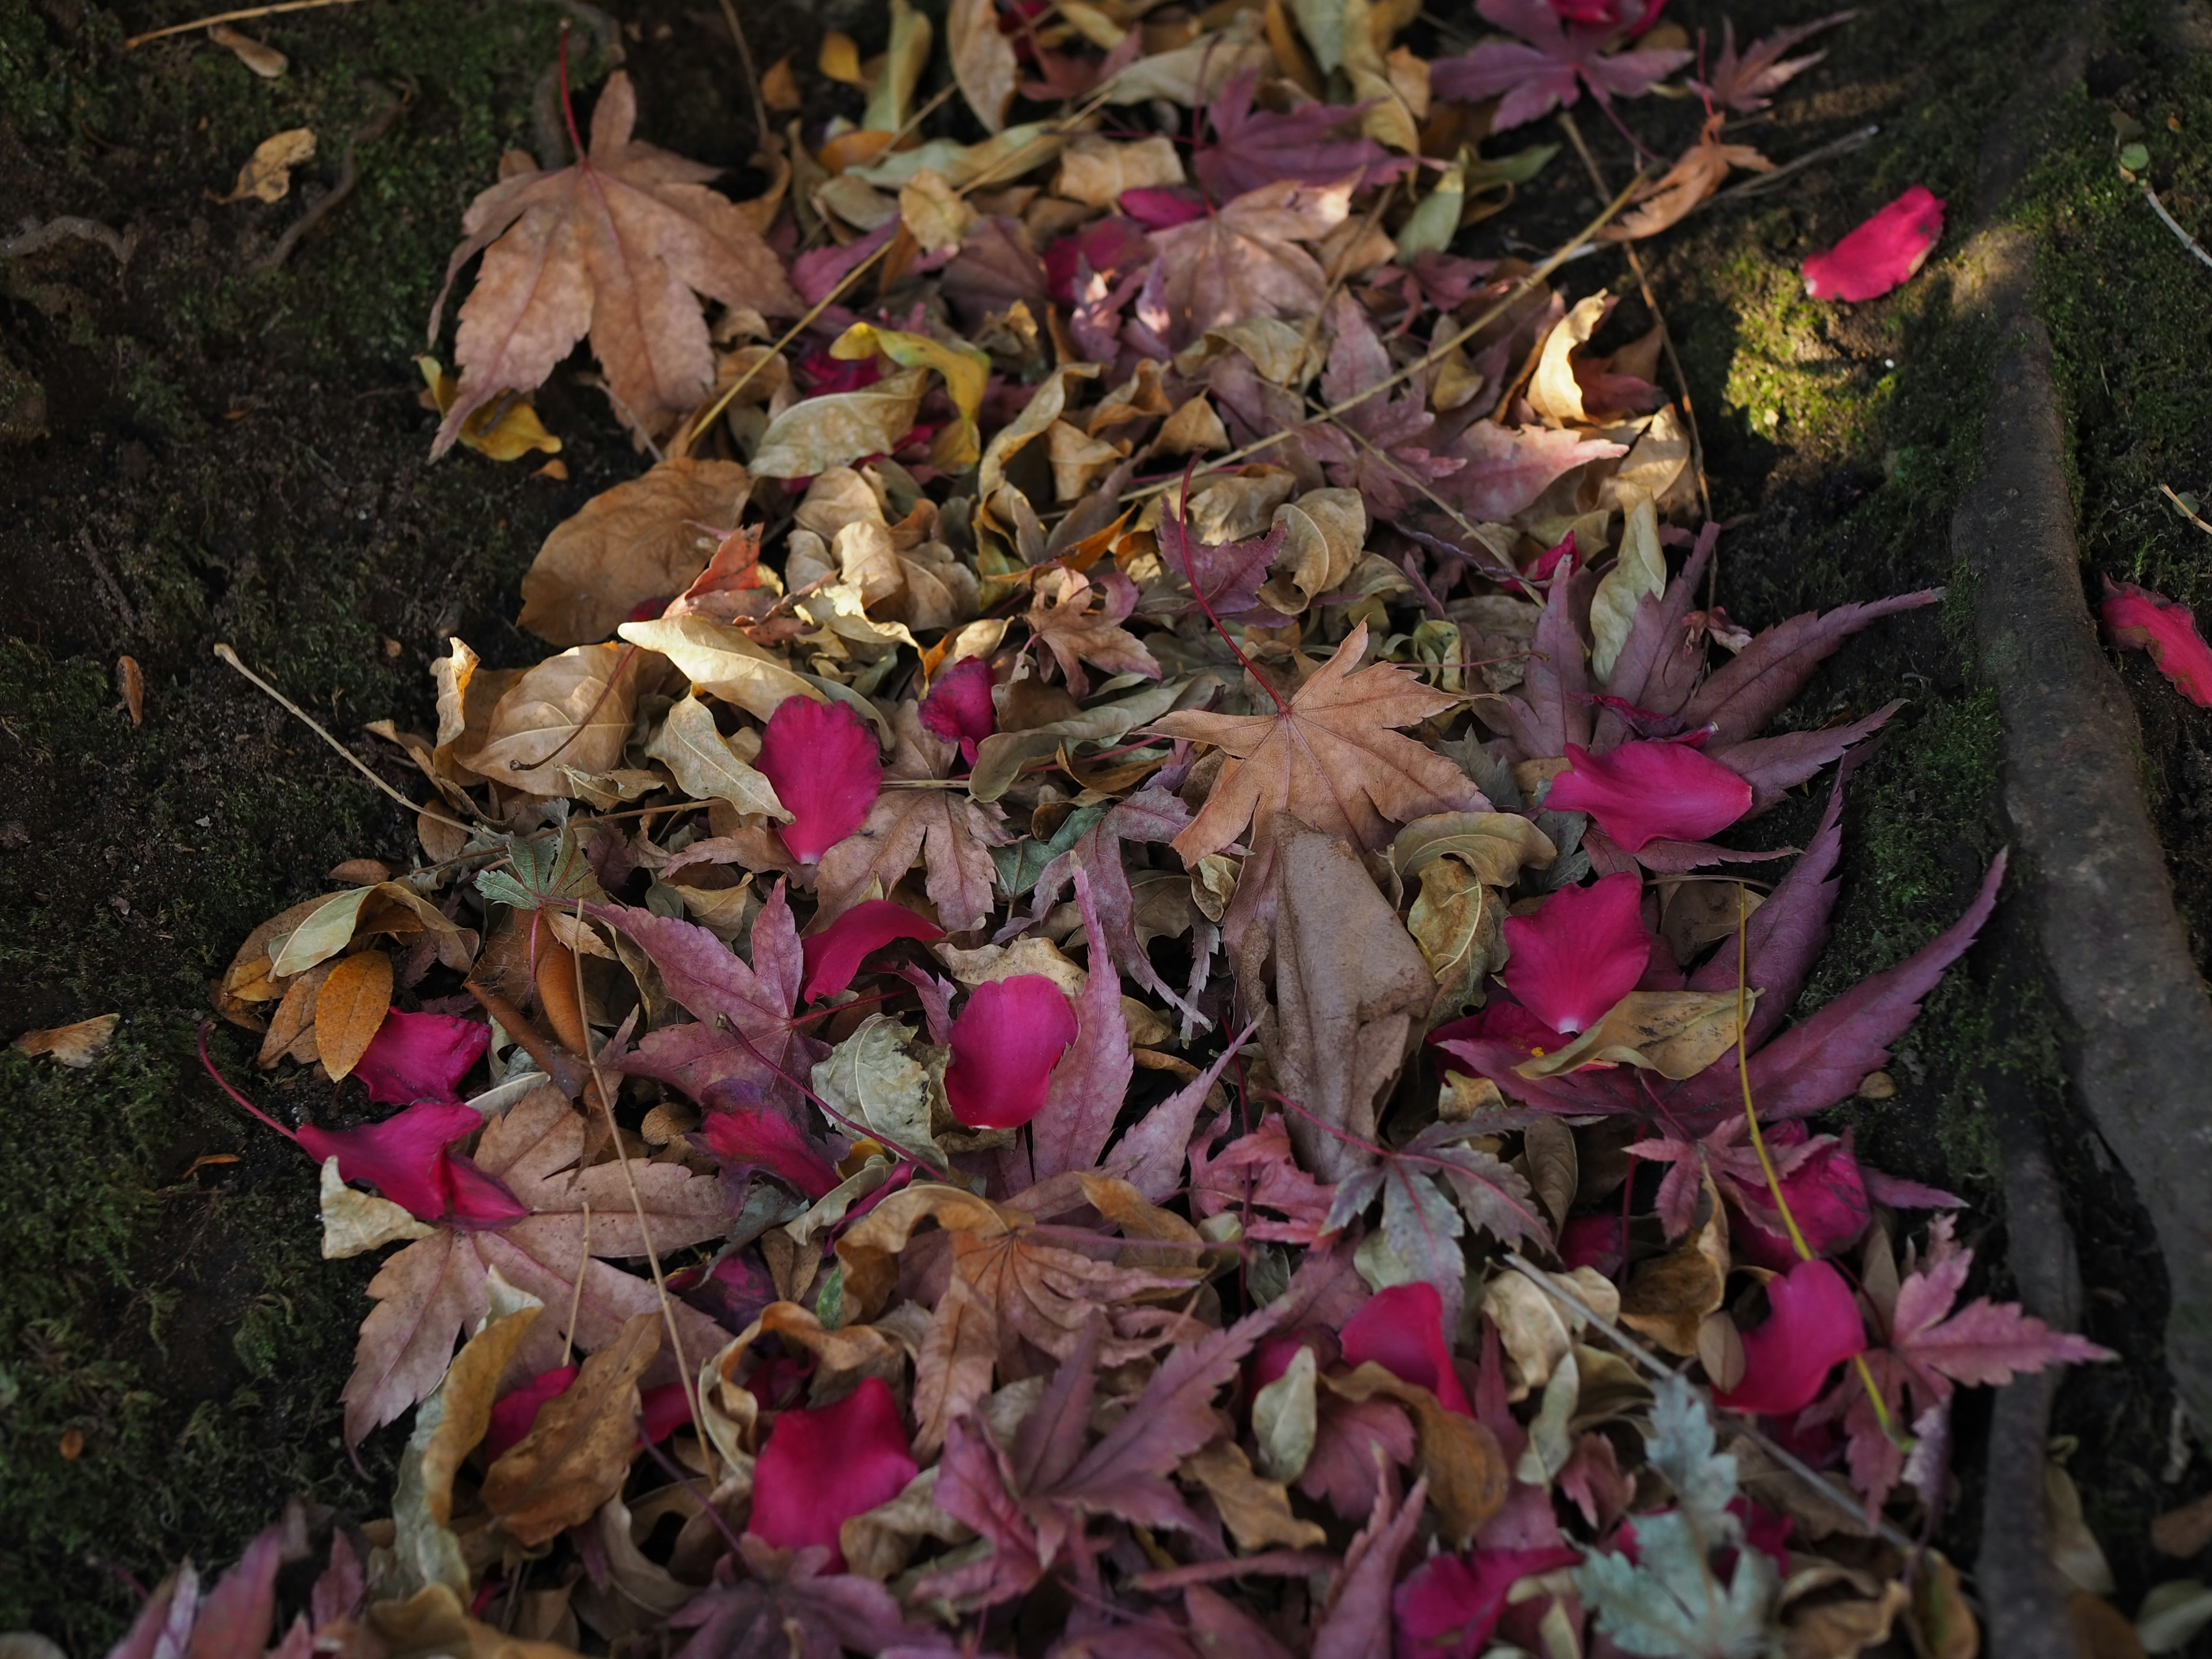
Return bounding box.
[131,1,2122,1654]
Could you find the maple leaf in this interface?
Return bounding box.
[1141,177,1353,346]
[1308,294,1466,520]
[1188,1117,1338,1243]
[1328,1120,1551,1328]
[1688,11,1857,112]
[428,70,800,457]
[341,1085,729,1446]
[1153,621,1484,945]
[815,704,1014,933]
[1157,504,1289,626]
[599,882,828,1120]
[1439,418,1628,521]
[1601,115,1772,241]
[1194,71,1409,201]
[671,1536,954,1658]
[1431,0,1692,132]
[1027,567,1162,698]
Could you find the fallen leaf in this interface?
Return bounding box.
[816,710,1012,933]
[219,128,315,203]
[1688,10,1855,112]
[429,71,800,456]
[12,1013,119,1068]
[1430,0,1690,131]
[949,0,1020,132]
[458,643,642,796]
[1027,567,1161,698]
[2103,575,2212,706]
[482,1312,661,1546]
[519,458,751,646]
[415,355,564,463]
[1147,176,1353,344]
[643,694,790,820]
[209,22,287,77]
[314,950,393,1084]
[750,367,929,478]
[116,654,144,726]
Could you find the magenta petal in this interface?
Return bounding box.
[1118,185,1210,228]
[483,1365,577,1462]
[1430,1001,1569,1060]
[802,900,946,1002]
[296,1101,484,1221]
[747,1376,919,1570]
[1500,873,1650,1036]
[1734,1138,1870,1271]
[1340,1282,1472,1416]
[353,1011,490,1105]
[442,1152,532,1229]
[943,974,1078,1130]
[919,657,998,764]
[756,696,882,863]
[640,1381,692,1445]
[1714,1257,1868,1417]
[692,1105,840,1199]
[1545,741,1752,851]
[2103,575,2212,707]
[1394,1547,1584,1659]
[1802,185,1945,302]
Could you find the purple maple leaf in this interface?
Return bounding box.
[1195,71,1416,202]
[1432,0,1692,132]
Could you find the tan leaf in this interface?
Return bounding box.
[1324,1362,1510,1546]
[116,654,144,725]
[1406,858,1505,1018]
[1390,810,1558,888]
[1183,1441,1327,1551]
[319,1157,433,1258]
[219,127,314,203]
[643,694,789,820]
[842,1468,973,1581]
[749,367,929,479]
[1261,820,1437,1184]
[315,949,393,1082]
[483,1312,661,1546]
[1149,177,1351,339]
[1514,988,1755,1081]
[422,1297,544,1529]
[430,71,801,456]
[1053,135,1185,209]
[1044,419,1127,502]
[1619,1179,1729,1355]
[1601,113,1772,242]
[620,613,824,724]
[1252,1343,1319,1482]
[459,644,642,797]
[519,458,751,646]
[1589,490,1664,683]
[948,0,1020,132]
[1527,294,1610,429]
[898,168,976,254]
[1027,567,1160,698]
[816,709,1010,931]
[209,23,287,77]
[11,1013,119,1069]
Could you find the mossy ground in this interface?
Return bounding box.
[5,0,2210,1644]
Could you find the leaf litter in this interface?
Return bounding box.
[121,5,2119,1656]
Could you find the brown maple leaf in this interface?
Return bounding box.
[1601,113,1772,241]
[341,1084,729,1446]
[1025,567,1161,699]
[429,71,801,457]
[518,456,752,646]
[1152,622,1484,946]
[815,703,1012,933]
[1148,176,1352,345]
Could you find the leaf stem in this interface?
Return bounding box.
[556,22,586,165]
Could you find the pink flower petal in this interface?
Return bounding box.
[1394,1547,1583,1659]
[484,1365,577,1461]
[1802,185,1945,302]
[1730,1133,1870,1271]
[919,657,998,764]
[801,900,947,1003]
[1430,1001,1569,1060]
[442,1152,533,1230]
[756,696,882,863]
[296,1101,487,1222]
[1500,873,1650,1036]
[640,1381,692,1445]
[692,1105,840,1199]
[2103,575,2212,707]
[748,1376,918,1570]
[1545,741,1752,851]
[353,1011,490,1105]
[1340,1281,1472,1416]
[1559,1213,1626,1278]
[943,974,1078,1130]
[1714,1257,1868,1417]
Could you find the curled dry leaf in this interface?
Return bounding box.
[218,128,315,203]
[520,458,751,646]
[12,1013,120,1069]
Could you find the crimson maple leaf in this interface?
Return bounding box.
[1805,1216,2112,1508]
[1431,0,1692,132]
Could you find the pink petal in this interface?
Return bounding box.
[1559,1213,1626,1278]
[692,1105,840,1199]
[442,1152,532,1230]
[756,696,882,863]
[640,1381,692,1445]
[1430,1001,1569,1060]
[1500,873,1650,1036]
[1802,185,1945,302]
[1730,1134,1870,1271]
[1714,1257,1868,1417]
[801,900,946,1003]
[353,1011,490,1105]
[943,974,1078,1130]
[1394,1547,1583,1659]
[1340,1281,1472,1416]
[296,1101,486,1222]
[748,1376,919,1570]
[484,1365,577,1461]
[1119,185,1211,228]
[2103,575,2212,707]
[1545,741,1752,851]
[918,657,998,764]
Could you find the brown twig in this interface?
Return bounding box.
[714,0,771,155]
[124,0,362,48]
[3,215,137,264]
[2160,482,2212,537]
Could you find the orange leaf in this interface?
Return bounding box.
[315,950,393,1083]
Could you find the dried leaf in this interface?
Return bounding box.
[314,950,393,1083]
[751,367,929,479]
[11,1013,119,1068]
[219,128,315,203]
[209,23,287,77]
[483,1312,661,1546]
[643,694,789,820]
[949,0,1020,132]
[520,459,751,646]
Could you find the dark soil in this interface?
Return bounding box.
[2,0,2207,1648]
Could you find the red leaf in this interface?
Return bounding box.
[691,1105,841,1199]
[297,1101,522,1225]
[1545,740,1752,851]
[1500,873,1651,1036]
[757,696,883,862]
[1026,869,1136,1177]
[1714,1257,1866,1416]
[1194,71,1411,202]
[353,1010,489,1106]
[1431,0,1691,132]
[2103,575,2212,706]
[1393,1547,1582,1659]
[748,1376,919,1571]
[800,899,946,1003]
[1801,185,1944,301]
[945,975,1079,1130]
[1340,1281,1473,1416]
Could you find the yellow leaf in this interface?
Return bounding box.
[1515,988,1756,1081]
[315,949,393,1082]
[218,127,314,203]
[832,324,991,472]
[818,31,864,84]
